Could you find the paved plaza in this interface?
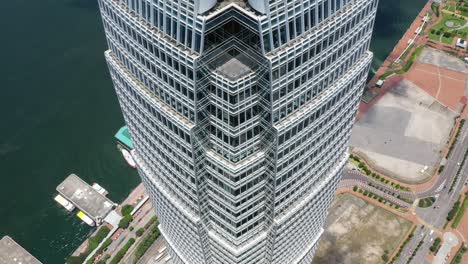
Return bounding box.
[351,79,457,183]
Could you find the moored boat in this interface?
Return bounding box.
[54,194,75,212]
[77,211,95,226]
[121,148,136,169]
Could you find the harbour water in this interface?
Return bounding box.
[0,0,427,263]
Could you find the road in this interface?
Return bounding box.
[95,121,466,264]
[394,225,427,264]
[137,236,168,264]
[120,203,156,263]
[341,120,468,264]
[99,201,155,262]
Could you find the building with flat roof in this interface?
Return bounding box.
[97,0,378,263]
[115,126,134,149]
[56,174,114,225]
[0,236,42,264]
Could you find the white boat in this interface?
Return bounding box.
[77,211,95,226]
[121,148,136,169]
[54,194,75,212]
[92,183,108,196]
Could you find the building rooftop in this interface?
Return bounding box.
[0,236,42,264]
[218,0,247,10]
[115,126,134,149]
[203,0,263,20]
[216,57,252,80]
[56,174,115,222]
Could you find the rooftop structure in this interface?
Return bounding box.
[0,236,42,264]
[115,126,134,149]
[198,0,258,17]
[216,57,252,80]
[56,174,114,225]
[217,0,248,10]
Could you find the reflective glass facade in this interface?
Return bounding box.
[97,0,378,263]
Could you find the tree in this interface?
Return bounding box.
[119,214,133,229]
[121,204,134,216]
[430,237,441,252]
[136,228,145,237]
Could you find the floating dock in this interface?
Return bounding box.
[56,174,115,226]
[0,236,42,264]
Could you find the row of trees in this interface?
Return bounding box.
[349,154,410,191]
[119,204,134,229]
[66,226,111,264]
[353,186,401,209]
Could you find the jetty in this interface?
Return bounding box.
[0,236,42,264]
[56,174,115,226]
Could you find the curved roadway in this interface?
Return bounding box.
[341,121,468,203]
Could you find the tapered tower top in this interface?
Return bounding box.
[196,0,266,15]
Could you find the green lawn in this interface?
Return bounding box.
[444,4,457,12]
[452,193,468,228]
[429,13,467,44]
[379,45,424,80]
[418,197,436,208]
[443,0,468,18]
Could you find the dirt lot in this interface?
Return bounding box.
[313,193,413,264]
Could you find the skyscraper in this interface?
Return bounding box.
[98,0,378,263]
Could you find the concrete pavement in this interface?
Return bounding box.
[433,232,458,264]
[340,117,468,264]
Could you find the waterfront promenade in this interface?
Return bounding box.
[359,0,434,119]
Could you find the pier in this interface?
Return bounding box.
[0,236,42,264]
[56,174,115,226]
